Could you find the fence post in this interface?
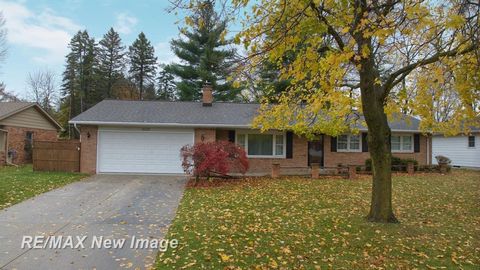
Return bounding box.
[271,163,280,178]
[311,163,320,179]
[348,165,357,179]
[407,162,414,175]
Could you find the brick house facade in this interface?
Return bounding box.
[79,125,430,175]
[72,85,429,175]
[2,126,57,164]
[79,125,98,174]
[323,134,430,167]
[0,103,61,166]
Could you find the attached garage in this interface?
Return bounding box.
[97,128,194,174]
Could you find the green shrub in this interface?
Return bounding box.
[365,157,418,172]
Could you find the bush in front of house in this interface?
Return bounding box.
[180,141,249,179]
[365,157,418,172]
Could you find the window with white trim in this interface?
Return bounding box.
[337,134,361,152]
[236,132,285,157]
[391,135,413,152]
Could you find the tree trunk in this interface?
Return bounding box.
[359,54,398,223]
[362,97,398,223]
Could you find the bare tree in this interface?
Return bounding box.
[0,83,20,101]
[0,12,7,71]
[0,12,8,92]
[26,69,57,112]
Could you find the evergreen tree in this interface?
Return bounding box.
[255,60,291,102]
[59,30,98,137]
[166,0,240,101]
[157,65,176,100]
[143,83,157,100]
[128,32,157,100]
[97,28,126,99]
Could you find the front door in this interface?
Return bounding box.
[308,135,324,166]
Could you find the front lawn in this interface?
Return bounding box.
[0,165,87,209]
[158,171,480,269]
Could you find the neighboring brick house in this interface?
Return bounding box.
[0,102,61,166]
[69,85,431,175]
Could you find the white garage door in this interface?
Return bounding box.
[97,128,194,174]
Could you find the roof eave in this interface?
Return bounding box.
[68,120,252,129]
[32,105,63,130]
[68,120,422,132]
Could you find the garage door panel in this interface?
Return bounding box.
[98,129,193,173]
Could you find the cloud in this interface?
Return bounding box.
[155,40,179,65]
[114,13,138,34]
[0,0,82,63]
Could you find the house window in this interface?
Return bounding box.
[337,134,361,152]
[25,131,34,146]
[237,134,246,149]
[24,131,34,161]
[236,132,285,157]
[275,134,284,155]
[468,136,475,147]
[391,135,413,152]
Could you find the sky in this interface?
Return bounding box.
[0,0,185,98]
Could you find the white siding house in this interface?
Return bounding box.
[432,133,480,168]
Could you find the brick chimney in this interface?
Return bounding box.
[202,82,213,107]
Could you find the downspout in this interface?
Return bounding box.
[426,135,430,165]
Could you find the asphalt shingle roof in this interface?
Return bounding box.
[0,102,36,120]
[70,99,422,131]
[70,100,260,126]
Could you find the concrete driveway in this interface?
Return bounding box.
[0,174,187,270]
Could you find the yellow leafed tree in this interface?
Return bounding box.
[174,0,479,223]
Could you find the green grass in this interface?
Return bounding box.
[0,165,87,209]
[157,170,480,269]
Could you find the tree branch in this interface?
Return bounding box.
[383,44,478,93]
[308,1,345,50]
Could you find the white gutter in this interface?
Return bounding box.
[68,120,424,133]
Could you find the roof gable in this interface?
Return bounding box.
[0,102,62,130]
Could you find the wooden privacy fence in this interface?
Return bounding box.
[33,140,80,172]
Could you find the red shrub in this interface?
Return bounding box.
[180,141,249,178]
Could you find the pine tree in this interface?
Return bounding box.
[143,83,157,100]
[97,27,126,99]
[59,30,98,137]
[157,65,176,100]
[128,32,157,100]
[166,0,240,101]
[255,60,291,102]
